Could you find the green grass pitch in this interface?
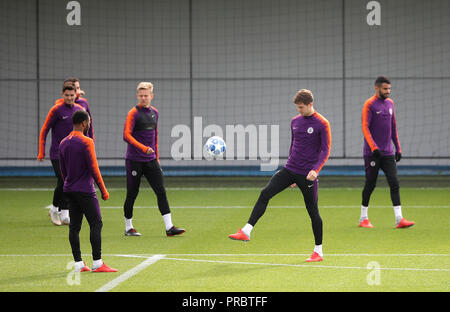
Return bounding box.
[0,176,449,292]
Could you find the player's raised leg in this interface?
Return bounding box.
[229,168,293,241]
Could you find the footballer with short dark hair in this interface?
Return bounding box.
[229,89,331,262]
[38,82,86,226]
[359,76,415,229]
[59,110,116,272]
[54,77,95,140]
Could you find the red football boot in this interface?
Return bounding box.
[396,218,415,229]
[92,263,118,273]
[305,252,323,262]
[228,229,250,242]
[359,218,374,228]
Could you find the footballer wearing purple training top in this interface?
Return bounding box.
[122,82,185,237]
[229,89,331,262]
[46,78,95,222]
[55,77,95,141]
[38,82,85,226]
[59,110,117,273]
[359,76,414,229]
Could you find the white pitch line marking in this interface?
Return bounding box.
[99,205,450,209]
[145,253,450,257]
[35,204,450,210]
[94,254,165,292]
[0,253,449,257]
[162,257,450,272]
[0,254,448,276]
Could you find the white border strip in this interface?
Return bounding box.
[94,254,165,292]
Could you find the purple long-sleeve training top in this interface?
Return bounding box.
[59,131,107,196]
[284,111,332,176]
[123,104,159,162]
[362,95,401,157]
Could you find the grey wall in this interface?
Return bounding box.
[1,0,449,167]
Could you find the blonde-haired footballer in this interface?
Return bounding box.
[122,82,185,237]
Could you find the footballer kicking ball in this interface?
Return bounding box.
[204,136,226,158]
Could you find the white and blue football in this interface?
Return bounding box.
[204,136,226,158]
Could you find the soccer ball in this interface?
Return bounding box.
[204,136,226,157]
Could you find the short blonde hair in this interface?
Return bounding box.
[137,82,154,93]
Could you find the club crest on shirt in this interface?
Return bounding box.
[370,161,376,167]
[132,170,137,176]
[389,108,392,115]
[307,127,314,134]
